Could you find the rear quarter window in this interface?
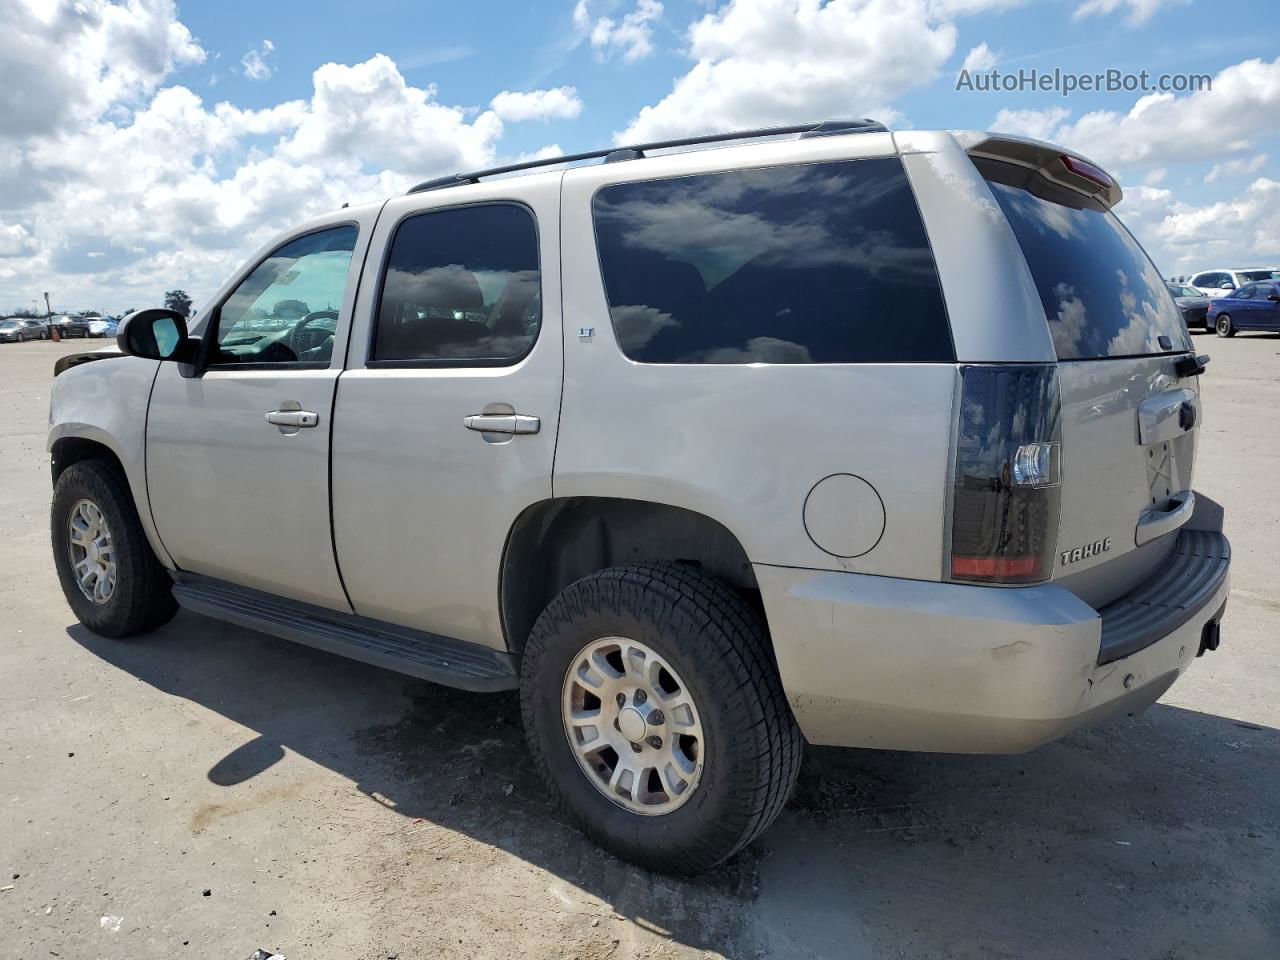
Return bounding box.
[978,158,1190,360]
[591,158,953,364]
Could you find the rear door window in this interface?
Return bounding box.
[371,203,541,366]
[978,158,1190,359]
[591,158,953,364]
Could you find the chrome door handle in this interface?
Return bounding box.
[463,413,540,435]
[265,409,319,428]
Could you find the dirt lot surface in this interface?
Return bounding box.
[2,335,1277,960]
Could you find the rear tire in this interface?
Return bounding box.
[520,562,803,874]
[1216,314,1235,338]
[51,460,177,638]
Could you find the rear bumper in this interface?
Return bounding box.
[757,498,1230,754]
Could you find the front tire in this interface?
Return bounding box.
[52,460,177,637]
[520,563,803,874]
[1216,314,1236,338]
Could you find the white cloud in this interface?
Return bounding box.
[275,55,504,175]
[618,0,1020,143]
[1073,0,1186,26]
[490,86,584,122]
[1206,153,1268,183]
[1116,179,1280,275]
[241,39,275,81]
[0,222,37,257]
[961,42,998,72]
[0,7,508,311]
[1143,168,1166,185]
[575,0,664,62]
[0,0,205,141]
[987,57,1280,171]
[990,105,1071,140]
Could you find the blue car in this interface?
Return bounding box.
[1207,280,1280,337]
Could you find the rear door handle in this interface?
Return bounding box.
[265,409,319,428]
[463,413,540,435]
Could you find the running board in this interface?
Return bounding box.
[171,575,518,692]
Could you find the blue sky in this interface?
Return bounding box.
[2,0,1278,311]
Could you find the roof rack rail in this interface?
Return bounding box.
[405,118,887,195]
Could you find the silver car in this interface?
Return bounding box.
[46,121,1230,874]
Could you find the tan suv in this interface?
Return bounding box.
[48,120,1230,873]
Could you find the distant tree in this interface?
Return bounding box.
[164,289,193,317]
[9,307,38,318]
[272,299,309,320]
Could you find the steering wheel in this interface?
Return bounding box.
[289,311,339,356]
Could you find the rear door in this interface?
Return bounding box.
[330,174,562,650]
[978,158,1200,607]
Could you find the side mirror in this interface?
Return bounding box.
[117,309,198,362]
[1221,282,1235,291]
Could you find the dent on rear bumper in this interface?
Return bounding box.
[756,558,1230,755]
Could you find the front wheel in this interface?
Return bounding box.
[520,563,803,874]
[51,460,177,637]
[1216,314,1236,338]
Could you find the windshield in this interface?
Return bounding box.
[1239,269,1278,282]
[979,158,1190,359]
[0,320,18,329]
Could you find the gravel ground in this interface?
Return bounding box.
[2,334,1277,960]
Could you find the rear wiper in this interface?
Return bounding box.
[1174,353,1210,378]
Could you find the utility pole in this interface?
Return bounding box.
[43,292,51,317]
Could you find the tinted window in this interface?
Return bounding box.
[1236,284,1256,299]
[215,225,358,366]
[372,204,540,365]
[592,158,952,364]
[980,159,1189,359]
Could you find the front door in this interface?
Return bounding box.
[146,215,376,611]
[331,177,562,650]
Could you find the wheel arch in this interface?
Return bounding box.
[499,497,760,654]
[50,433,127,486]
[49,428,174,570]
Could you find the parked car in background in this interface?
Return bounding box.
[1207,280,1280,337]
[0,317,50,341]
[50,314,92,338]
[22,317,51,339]
[87,317,119,338]
[1167,282,1210,331]
[0,318,32,342]
[1189,268,1280,298]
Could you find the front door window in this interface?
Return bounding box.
[214,225,358,366]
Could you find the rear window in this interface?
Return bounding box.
[979,158,1190,360]
[592,158,953,364]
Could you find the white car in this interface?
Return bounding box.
[1188,267,1279,298]
[47,121,1231,874]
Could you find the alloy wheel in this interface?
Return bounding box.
[562,636,705,815]
[67,498,116,605]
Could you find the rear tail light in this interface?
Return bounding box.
[949,365,1062,585]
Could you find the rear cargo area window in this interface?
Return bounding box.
[978,158,1190,360]
[592,158,953,364]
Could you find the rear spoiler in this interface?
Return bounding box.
[955,132,1123,209]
